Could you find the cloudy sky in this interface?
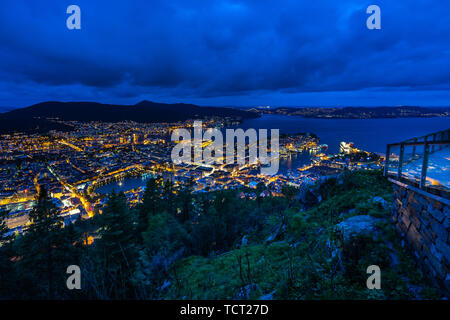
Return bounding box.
[1,0,449,109]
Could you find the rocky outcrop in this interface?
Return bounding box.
[336,215,381,243]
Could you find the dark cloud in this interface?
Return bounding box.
[0,0,450,107]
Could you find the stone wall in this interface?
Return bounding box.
[390,178,449,296]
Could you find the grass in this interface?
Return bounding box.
[164,170,440,300]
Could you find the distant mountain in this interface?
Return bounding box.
[0,106,14,113]
[0,100,258,134]
[255,106,450,119]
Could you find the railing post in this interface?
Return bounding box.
[397,143,404,178]
[432,133,436,153]
[384,145,390,176]
[420,142,429,189]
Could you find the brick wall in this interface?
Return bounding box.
[390,178,449,296]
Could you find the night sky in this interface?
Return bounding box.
[1,0,450,109]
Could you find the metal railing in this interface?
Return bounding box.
[384,129,450,195]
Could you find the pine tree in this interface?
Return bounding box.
[138,178,161,236]
[16,186,64,299]
[96,191,137,298]
[178,178,194,222]
[282,185,298,204]
[0,209,14,298]
[162,179,175,215]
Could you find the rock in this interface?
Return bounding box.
[373,196,385,203]
[373,196,389,210]
[241,235,248,246]
[407,283,423,299]
[265,233,276,243]
[260,290,276,300]
[336,215,380,242]
[265,223,285,244]
[160,280,171,290]
[340,208,356,217]
[236,284,259,300]
[386,241,400,267]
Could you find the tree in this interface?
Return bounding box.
[0,209,11,242]
[256,182,266,208]
[95,191,137,298]
[15,186,65,299]
[138,178,161,236]
[162,179,176,215]
[282,185,299,204]
[178,178,194,222]
[0,209,14,298]
[56,220,85,299]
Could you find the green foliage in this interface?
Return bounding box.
[0,209,15,298]
[281,185,299,203]
[138,178,162,235]
[162,170,440,300]
[13,187,81,299]
[92,191,138,299]
[0,170,442,299]
[142,211,186,255]
[0,209,10,241]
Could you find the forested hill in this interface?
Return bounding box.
[254,106,450,118]
[0,100,258,134]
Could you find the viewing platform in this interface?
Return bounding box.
[384,129,450,296]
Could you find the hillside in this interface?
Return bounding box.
[1,170,442,299]
[0,100,258,134]
[161,170,440,299]
[256,106,450,119]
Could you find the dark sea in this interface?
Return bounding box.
[240,115,450,154]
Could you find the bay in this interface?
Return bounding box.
[240,114,449,154]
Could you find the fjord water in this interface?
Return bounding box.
[240,115,450,154]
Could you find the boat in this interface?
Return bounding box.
[310,144,328,153]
